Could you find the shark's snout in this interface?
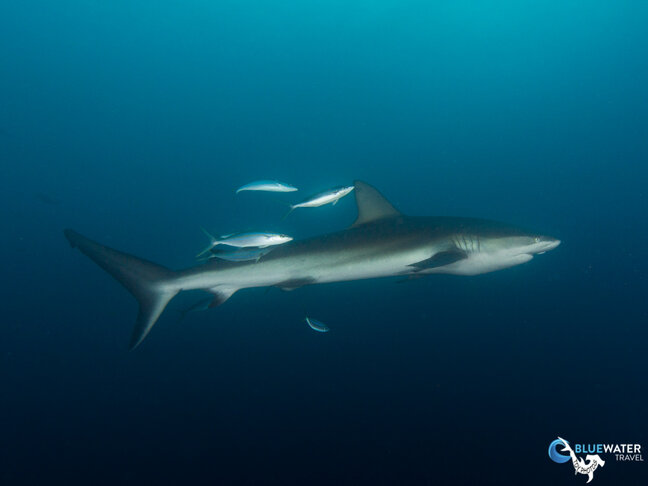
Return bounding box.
[534,236,561,254]
[543,236,561,249]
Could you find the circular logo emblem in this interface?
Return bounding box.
[548,438,571,463]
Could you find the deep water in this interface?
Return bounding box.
[1,1,647,485]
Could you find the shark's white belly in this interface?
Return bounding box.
[426,252,533,276]
[311,253,417,283]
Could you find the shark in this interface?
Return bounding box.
[64,181,560,349]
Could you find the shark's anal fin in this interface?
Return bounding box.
[208,287,238,307]
[409,249,467,272]
[352,180,401,227]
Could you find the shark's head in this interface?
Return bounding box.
[463,219,560,256]
[477,233,561,261]
[447,221,561,275]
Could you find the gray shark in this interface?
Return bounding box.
[64,181,560,349]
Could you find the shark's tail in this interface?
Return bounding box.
[64,229,180,350]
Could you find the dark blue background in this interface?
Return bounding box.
[1,1,646,484]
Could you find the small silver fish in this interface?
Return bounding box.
[196,228,292,258]
[206,246,275,263]
[284,185,354,218]
[236,180,298,194]
[305,317,330,333]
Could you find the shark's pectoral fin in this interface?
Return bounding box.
[275,277,316,291]
[352,180,402,226]
[208,286,239,307]
[409,249,468,272]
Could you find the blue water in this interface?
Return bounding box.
[1,2,647,484]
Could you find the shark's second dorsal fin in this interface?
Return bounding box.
[352,180,402,226]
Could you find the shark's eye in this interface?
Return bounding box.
[534,237,540,243]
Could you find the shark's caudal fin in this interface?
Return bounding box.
[352,180,402,226]
[64,229,180,350]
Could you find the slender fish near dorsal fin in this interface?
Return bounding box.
[236,180,298,194]
[283,185,354,218]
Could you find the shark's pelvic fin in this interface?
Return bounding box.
[64,229,179,350]
[409,249,468,271]
[208,287,238,307]
[352,180,401,226]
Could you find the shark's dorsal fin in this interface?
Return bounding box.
[352,180,402,226]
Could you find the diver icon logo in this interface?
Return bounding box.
[549,437,605,483]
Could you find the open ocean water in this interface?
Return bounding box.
[1,1,647,485]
